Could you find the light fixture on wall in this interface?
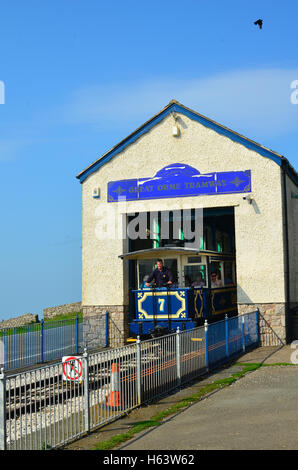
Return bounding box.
[243,194,253,204]
[92,187,100,198]
[171,111,180,137]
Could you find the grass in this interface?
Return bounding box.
[44,312,83,323]
[0,322,40,337]
[92,362,262,451]
[0,312,83,337]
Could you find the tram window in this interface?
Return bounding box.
[138,258,179,287]
[164,258,178,285]
[210,262,223,288]
[184,265,206,287]
[224,261,235,285]
[138,259,156,288]
[187,257,201,264]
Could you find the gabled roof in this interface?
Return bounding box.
[76,100,298,186]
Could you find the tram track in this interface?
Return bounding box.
[4,332,208,450]
[5,348,164,420]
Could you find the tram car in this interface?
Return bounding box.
[123,247,238,339]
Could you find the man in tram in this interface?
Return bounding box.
[211,270,223,288]
[145,259,174,288]
[191,272,205,288]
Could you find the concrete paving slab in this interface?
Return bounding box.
[121,365,298,450]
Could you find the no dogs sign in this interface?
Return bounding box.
[62,356,83,381]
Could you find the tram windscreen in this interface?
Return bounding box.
[138,259,156,288]
[164,258,178,285]
[184,265,206,287]
[138,258,178,287]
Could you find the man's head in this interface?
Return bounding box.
[211,270,220,281]
[156,259,163,271]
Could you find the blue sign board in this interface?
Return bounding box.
[108,163,251,202]
[134,288,189,321]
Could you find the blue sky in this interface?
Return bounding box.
[0,0,298,320]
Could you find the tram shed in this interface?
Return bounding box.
[76,100,298,346]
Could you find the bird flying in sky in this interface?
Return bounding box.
[254,19,263,29]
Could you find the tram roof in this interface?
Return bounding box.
[119,247,235,260]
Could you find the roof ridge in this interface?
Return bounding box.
[76,101,297,186]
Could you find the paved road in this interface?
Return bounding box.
[122,364,298,450]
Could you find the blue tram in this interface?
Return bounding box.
[122,247,238,338]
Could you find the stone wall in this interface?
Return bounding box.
[238,303,286,346]
[0,313,39,329]
[82,305,129,350]
[82,302,288,349]
[43,301,82,319]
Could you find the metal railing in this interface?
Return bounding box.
[0,316,83,372]
[0,311,259,450]
[0,311,128,372]
[258,312,285,346]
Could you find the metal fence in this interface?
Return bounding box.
[0,311,259,450]
[258,313,285,346]
[0,317,84,372]
[0,312,126,372]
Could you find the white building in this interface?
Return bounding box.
[77,100,298,346]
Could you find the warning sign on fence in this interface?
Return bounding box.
[62,356,83,382]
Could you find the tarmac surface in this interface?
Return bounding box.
[66,345,298,451]
[121,345,298,450]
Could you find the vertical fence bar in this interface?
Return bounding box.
[76,316,79,354]
[225,315,229,359]
[256,309,259,346]
[105,311,109,348]
[0,367,6,450]
[83,347,90,433]
[242,315,246,352]
[40,320,44,363]
[176,328,181,387]
[204,320,209,371]
[136,336,142,405]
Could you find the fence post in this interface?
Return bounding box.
[40,319,44,363]
[204,319,209,371]
[0,367,6,450]
[136,336,142,405]
[176,327,181,387]
[105,311,109,348]
[76,315,79,354]
[256,309,260,346]
[83,347,90,433]
[225,314,229,359]
[242,315,246,352]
